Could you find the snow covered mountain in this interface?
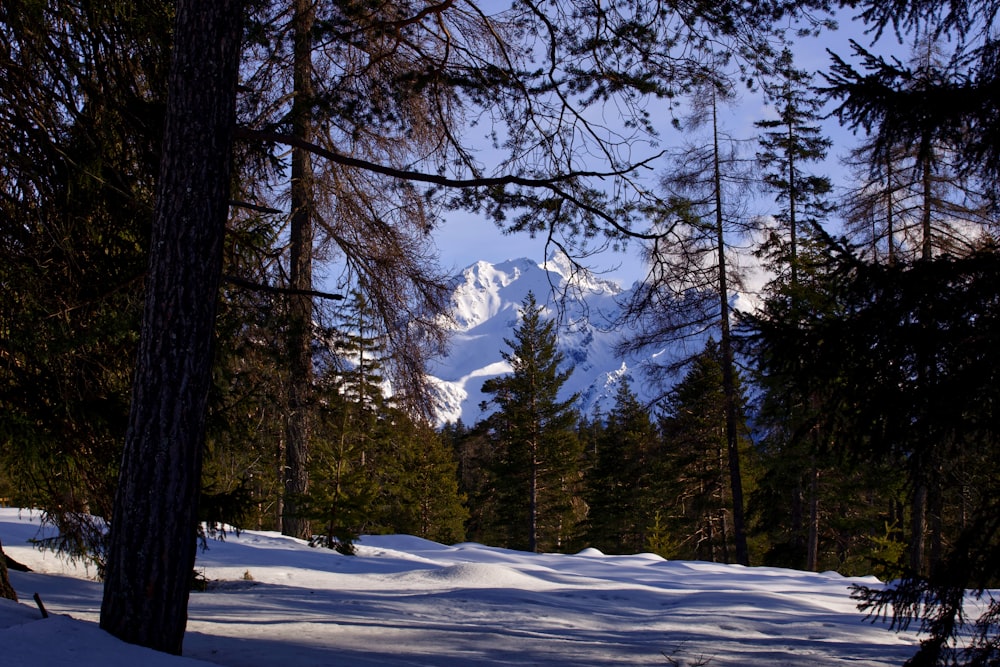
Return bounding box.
[426,256,655,426]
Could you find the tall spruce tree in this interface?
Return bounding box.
[755,46,834,288]
[584,377,660,554]
[754,47,836,572]
[480,292,582,553]
[821,1,1000,655]
[659,340,755,563]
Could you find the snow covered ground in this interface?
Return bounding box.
[0,508,921,666]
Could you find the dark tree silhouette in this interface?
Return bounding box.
[98,0,244,654]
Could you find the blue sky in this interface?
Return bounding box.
[427,7,904,286]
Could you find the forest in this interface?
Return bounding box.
[1,0,999,664]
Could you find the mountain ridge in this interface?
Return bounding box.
[427,257,654,426]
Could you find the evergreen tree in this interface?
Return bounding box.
[372,414,468,544]
[619,78,756,564]
[0,0,169,561]
[584,377,660,554]
[838,38,995,266]
[446,419,503,547]
[304,291,467,549]
[203,215,290,532]
[754,47,838,572]
[659,340,756,563]
[747,246,1000,665]
[755,46,834,288]
[480,292,582,553]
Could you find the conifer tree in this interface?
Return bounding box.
[480,292,582,553]
[305,291,467,548]
[584,377,660,554]
[754,47,836,572]
[372,414,468,544]
[619,79,756,565]
[0,0,170,558]
[447,420,502,546]
[659,340,755,563]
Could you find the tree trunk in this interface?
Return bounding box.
[806,459,820,571]
[711,95,750,566]
[529,440,539,553]
[910,480,927,575]
[282,0,316,541]
[99,0,243,654]
[0,539,16,601]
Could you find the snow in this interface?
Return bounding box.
[0,508,921,666]
[429,257,649,425]
[427,251,777,426]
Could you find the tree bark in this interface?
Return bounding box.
[99,0,243,654]
[711,95,750,566]
[0,539,16,601]
[282,0,316,541]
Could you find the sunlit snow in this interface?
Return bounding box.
[0,508,921,666]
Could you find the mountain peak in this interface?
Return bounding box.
[429,257,648,426]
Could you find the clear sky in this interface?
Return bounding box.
[427,8,901,286]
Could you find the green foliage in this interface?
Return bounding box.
[301,293,467,549]
[748,247,1000,663]
[479,292,583,553]
[0,0,172,559]
[658,340,757,563]
[584,377,662,555]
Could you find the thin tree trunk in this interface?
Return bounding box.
[529,441,539,553]
[911,480,927,574]
[886,157,896,265]
[711,95,750,566]
[99,0,243,654]
[282,0,316,540]
[806,457,820,571]
[921,147,933,260]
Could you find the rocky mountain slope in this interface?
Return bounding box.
[426,256,656,426]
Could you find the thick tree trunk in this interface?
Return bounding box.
[99,0,243,654]
[282,0,316,540]
[0,539,17,601]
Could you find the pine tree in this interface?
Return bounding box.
[754,47,839,572]
[584,377,660,554]
[659,340,756,563]
[0,0,169,560]
[373,414,468,544]
[304,291,468,549]
[480,292,582,553]
[619,78,756,565]
[446,419,503,546]
[755,46,834,288]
